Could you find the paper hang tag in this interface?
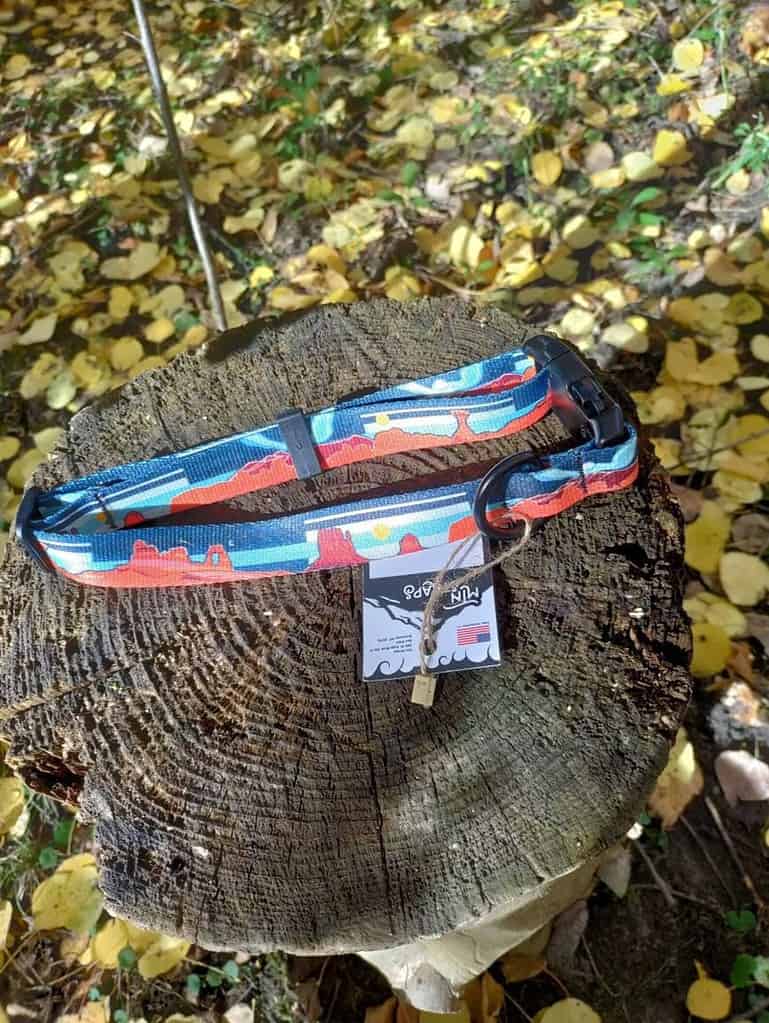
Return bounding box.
[411,674,437,707]
[361,537,501,683]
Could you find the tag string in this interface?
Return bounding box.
[418,516,532,676]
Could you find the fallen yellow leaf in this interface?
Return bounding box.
[532,150,563,186]
[395,117,434,158]
[538,999,601,1023]
[652,129,692,166]
[690,623,732,677]
[562,214,598,249]
[732,414,769,457]
[448,224,484,269]
[724,292,763,324]
[91,917,156,967]
[192,168,233,204]
[684,593,746,638]
[108,286,133,320]
[137,934,191,979]
[685,501,731,574]
[719,551,769,606]
[101,242,162,281]
[249,265,275,288]
[648,728,704,825]
[32,853,103,933]
[109,337,144,371]
[672,38,705,71]
[686,963,731,1020]
[268,286,318,311]
[144,319,175,345]
[0,437,21,461]
[560,308,595,339]
[0,900,12,951]
[657,74,691,96]
[621,151,663,182]
[18,313,57,346]
[0,776,25,836]
[5,54,31,80]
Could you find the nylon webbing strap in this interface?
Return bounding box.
[21,344,639,588]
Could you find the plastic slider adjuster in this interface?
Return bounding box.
[277,408,322,480]
[524,333,625,448]
[14,486,52,572]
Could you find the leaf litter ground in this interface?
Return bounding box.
[2,0,769,1020]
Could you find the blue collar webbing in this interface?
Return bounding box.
[17,335,638,588]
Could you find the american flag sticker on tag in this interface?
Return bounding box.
[457,622,492,646]
[361,537,501,682]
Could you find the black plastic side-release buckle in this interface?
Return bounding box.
[277,408,322,479]
[524,334,625,448]
[15,486,53,572]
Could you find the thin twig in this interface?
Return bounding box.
[0,930,37,977]
[503,990,534,1022]
[543,967,570,999]
[666,426,769,472]
[581,936,619,998]
[680,814,737,904]
[704,796,766,910]
[128,0,227,333]
[634,884,722,913]
[631,839,677,910]
[725,994,769,1023]
[680,0,730,42]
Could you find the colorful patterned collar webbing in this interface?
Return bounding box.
[17,335,638,588]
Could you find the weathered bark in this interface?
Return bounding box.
[0,298,690,955]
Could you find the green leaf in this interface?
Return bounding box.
[401,161,421,187]
[223,959,240,982]
[757,1012,769,1023]
[206,969,223,988]
[725,909,757,934]
[614,208,636,232]
[731,953,757,988]
[185,973,201,1000]
[88,987,102,1002]
[53,818,74,849]
[174,311,199,334]
[638,212,664,226]
[118,945,137,970]
[113,1011,128,1023]
[631,187,664,207]
[38,846,58,870]
[754,957,769,988]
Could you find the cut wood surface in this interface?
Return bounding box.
[0,298,691,953]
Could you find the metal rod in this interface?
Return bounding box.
[129,0,228,333]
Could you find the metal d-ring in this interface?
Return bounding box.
[472,450,539,541]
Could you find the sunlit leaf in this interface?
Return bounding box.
[648,728,704,826]
[32,853,103,933]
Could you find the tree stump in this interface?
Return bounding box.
[0,298,690,1000]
